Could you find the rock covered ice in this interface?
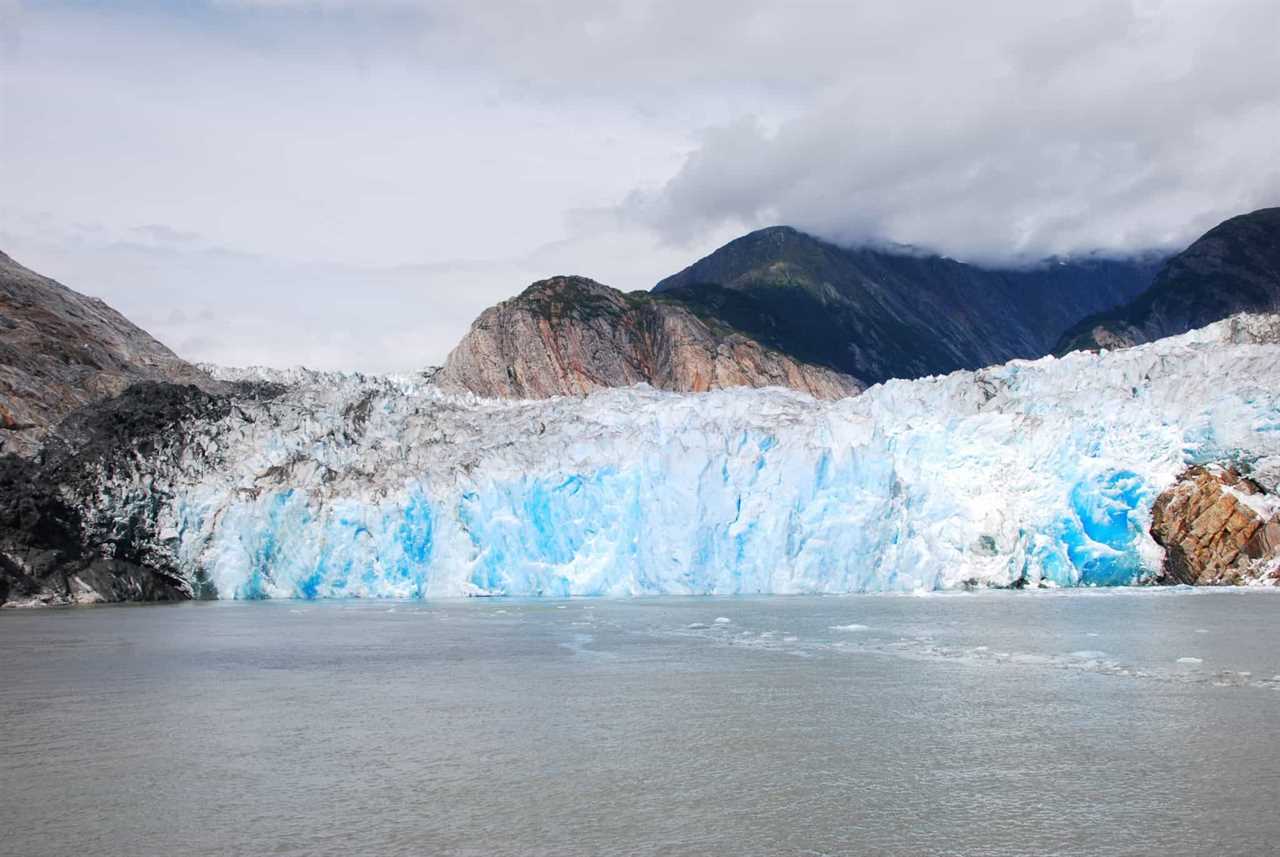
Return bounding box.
[101,315,1280,599]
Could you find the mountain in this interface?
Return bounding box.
[1056,207,1280,353]
[0,251,219,456]
[434,275,863,399]
[653,226,1162,384]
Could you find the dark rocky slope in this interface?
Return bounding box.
[654,226,1160,384]
[0,380,286,606]
[0,251,219,457]
[435,276,863,399]
[0,384,225,605]
[1058,208,1280,353]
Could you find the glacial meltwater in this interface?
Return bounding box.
[3,590,1279,856]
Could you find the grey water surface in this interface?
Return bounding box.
[2,589,1279,857]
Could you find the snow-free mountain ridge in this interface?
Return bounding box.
[0,251,220,457]
[652,225,1162,383]
[1058,207,1280,352]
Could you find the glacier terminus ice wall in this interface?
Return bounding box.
[118,316,1280,599]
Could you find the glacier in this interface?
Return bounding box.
[102,315,1280,599]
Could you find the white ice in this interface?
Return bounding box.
[97,314,1280,600]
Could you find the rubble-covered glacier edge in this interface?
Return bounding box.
[54,315,1280,601]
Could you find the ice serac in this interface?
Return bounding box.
[433,275,864,400]
[0,250,221,457]
[6,313,1279,605]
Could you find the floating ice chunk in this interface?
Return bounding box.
[1086,632,1100,638]
[713,617,732,624]
[830,623,868,631]
[783,635,799,642]
[1069,650,1108,660]
[1194,628,1209,634]
[687,622,710,629]
[1176,656,1203,664]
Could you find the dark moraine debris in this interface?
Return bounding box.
[0,381,284,606]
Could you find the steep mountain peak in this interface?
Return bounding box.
[1056,206,1280,353]
[519,274,614,296]
[728,224,804,244]
[648,225,1160,384]
[654,225,848,295]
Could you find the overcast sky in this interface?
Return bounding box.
[2,0,1278,371]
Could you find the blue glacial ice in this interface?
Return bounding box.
[151,315,1280,599]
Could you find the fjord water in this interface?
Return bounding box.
[3,591,1278,856]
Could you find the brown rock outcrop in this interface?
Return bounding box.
[1150,465,1280,585]
[0,251,220,456]
[434,276,864,400]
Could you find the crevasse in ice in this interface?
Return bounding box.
[149,315,1280,598]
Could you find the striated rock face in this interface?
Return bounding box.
[1150,465,1280,585]
[434,275,863,400]
[0,251,220,457]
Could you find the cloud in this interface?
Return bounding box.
[133,224,202,245]
[611,0,1280,261]
[3,0,1278,372]
[0,211,733,371]
[212,0,1279,261]
[112,1,1280,262]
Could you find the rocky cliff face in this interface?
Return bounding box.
[654,226,1160,384]
[1150,465,1280,585]
[1058,208,1280,353]
[0,251,220,456]
[434,276,863,400]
